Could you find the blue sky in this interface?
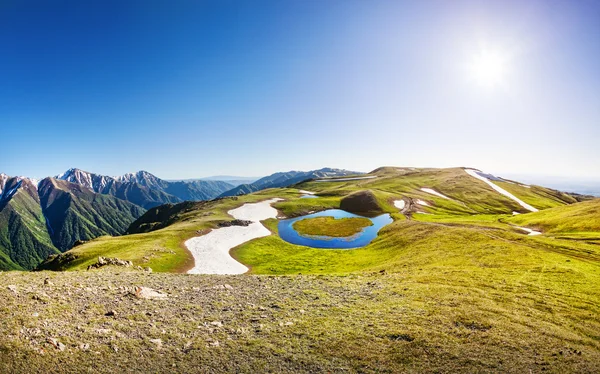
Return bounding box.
[1,0,599,180]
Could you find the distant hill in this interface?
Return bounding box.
[199,175,260,187]
[219,168,361,197]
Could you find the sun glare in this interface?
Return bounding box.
[469,49,508,88]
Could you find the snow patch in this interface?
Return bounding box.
[394,200,405,210]
[298,190,315,195]
[516,226,542,236]
[416,199,430,207]
[187,198,283,275]
[420,188,450,200]
[464,169,539,212]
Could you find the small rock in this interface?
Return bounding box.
[105,310,117,317]
[44,278,53,286]
[208,340,220,347]
[210,321,223,328]
[32,312,39,318]
[7,285,18,294]
[79,343,90,351]
[47,337,66,351]
[144,267,153,273]
[31,293,49,303]
[134,287,168,300]
[149,338,162,348]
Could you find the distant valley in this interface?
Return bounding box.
[0,167,358,270]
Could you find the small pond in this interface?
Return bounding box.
[300,194,319,199]
[278,209,392,249]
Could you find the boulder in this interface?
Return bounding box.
[134,286,168,300]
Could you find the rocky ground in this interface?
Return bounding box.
[1,268,599,373]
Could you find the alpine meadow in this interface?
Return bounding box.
[1,1,599,373]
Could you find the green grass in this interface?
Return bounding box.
[292,216,373,237]
[507,198,600,234]
[49,168,593,273]
[47,189,310,272]
[5,169,600,372]
[2,267,599,372]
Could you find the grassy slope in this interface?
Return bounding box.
[48,189,305,272]
[48,167,583,272]
[4,168,600,371]
[299,167,571,215]
[506,198,600,235]
[293,216,373,237]
[2,239,599,372]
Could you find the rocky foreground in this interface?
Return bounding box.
[1,269,598,373]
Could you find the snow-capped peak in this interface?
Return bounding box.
[56,168,117,193]
[0,173,8,195]
[56,168,76,180]
[115,170,163,189]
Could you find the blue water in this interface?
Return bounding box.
[278,209,393,249]
[300,194,319,199]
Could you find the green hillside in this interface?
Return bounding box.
[38,178,146,251]
[44,167,593,273]
[0,183,58,270]
[507,198,600,237]
[6,167,600,372]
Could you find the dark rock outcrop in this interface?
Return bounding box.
[340,190,384,214]
[217,219,253,228]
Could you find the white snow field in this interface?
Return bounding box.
[517,226,542,236]
[464,169,539,212]
[298,190,315,195]
[186,198,283,275]
[394,200,405,210]
[420,188,451,200]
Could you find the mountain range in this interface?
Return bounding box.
[0,167,356,270]
[219,168,361,197]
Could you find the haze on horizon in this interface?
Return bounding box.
[1,0,599,181]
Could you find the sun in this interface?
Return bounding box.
[468,49,509,88]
